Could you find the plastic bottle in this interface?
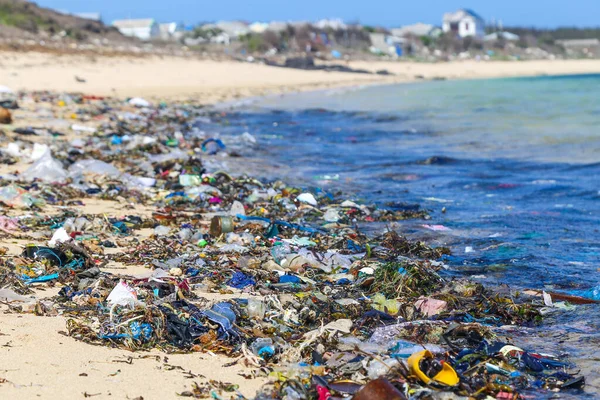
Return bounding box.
[154,225,171,236]
[271,242,291,264]
[251,338,275,359]
[178,228,193,241]
[364,358,399,380]
[230,200,245,216]
[247,298,266,319]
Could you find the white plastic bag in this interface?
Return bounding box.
[297,193,317,206]
[48,227,70,247]
[107,281,138,307]
[21,150,67,183]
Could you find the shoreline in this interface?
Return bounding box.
[0,53,598,400]
[1,52,600,103]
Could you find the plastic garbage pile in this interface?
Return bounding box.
[0,90,587,399]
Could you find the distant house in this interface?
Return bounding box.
[314,18,347,30]
[198,21,249,45]
[74,12,102,22]
[483,31,520,42]
[369,32,404,56]
[442,9,485,38]
[112,19,160,40]
[249,22,269,33]
[214,21,250,38]
[391,23,442,38]
[197,21,243,44]
[159,22,185,41]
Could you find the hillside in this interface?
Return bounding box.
[0,0,127,42]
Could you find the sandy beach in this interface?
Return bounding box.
[2,52,600,102]
[1,52,599,400]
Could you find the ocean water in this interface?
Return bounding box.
[208,74,600,396]
[217,74,600,290]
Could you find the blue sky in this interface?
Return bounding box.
[36,0,600,28]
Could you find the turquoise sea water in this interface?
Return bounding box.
[207,74,600,396]
[221,74,600,290]
[260,74,600,164]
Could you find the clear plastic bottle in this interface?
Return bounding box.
[247,298,266,319]
[271,242,291,264]
[251,338,275,359]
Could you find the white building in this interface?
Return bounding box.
[442,9,485,38]
[214,21,250,38]
[198,21,250,45]
[112,19,160,40]
[159,22,185,41]
[249,22,269,33]
[314,18,346,30]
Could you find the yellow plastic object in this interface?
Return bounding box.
[371,293,400,315]
[407,350,459,386]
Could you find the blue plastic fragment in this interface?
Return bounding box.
[347,240,364,252]
[236,215,326,234]
[112,221,129,234]
[22,272,60,284]
[130,321,153,341]
[165,191,187,199]
[228,271,255,289]
[279,275,300,284]
[257,346,275,358]
[201,138,226,154]
[201,302,238,340]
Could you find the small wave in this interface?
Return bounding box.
[416,155,462,165]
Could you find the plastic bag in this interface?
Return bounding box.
[297,193,317,206]
[0,288,35,303]
[128,97,151,107]
[154,225,171,236]
[219,244,248,254]
[107,281,138,307]
[69,159,122,180]
[323,208,341,222]
[30,143,50,161]
[48,227,70,247]
[0,185,43,208]
[21,150,67,183]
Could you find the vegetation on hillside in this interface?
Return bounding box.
[0,0,123,41]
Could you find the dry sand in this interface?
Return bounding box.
[1,314,265,400]
[2,52,600,400]
[2,51,600,103]
[332,58,600,80]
